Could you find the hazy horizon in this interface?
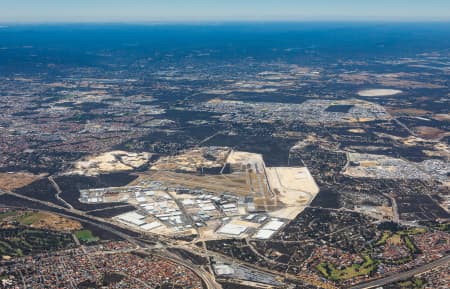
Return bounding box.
[1,0,449,24]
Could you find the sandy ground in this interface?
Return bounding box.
[348,129,366,134]
[151,147,229,173]
[24,211,82,232]
[227,150,264,167]
[71,150,152,176]
[386,107,430,116]
[266,167,319,207]
[197,220,222,240]
[433,113,450,121]
[269,206,308,220]
[0,172,44,191]
[357,89,402,97]
[414,126,450,140]
[355,205,394,221]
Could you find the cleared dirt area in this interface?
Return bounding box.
[266,167,319,206]
[386,107,430,116]
[414,126,450,140]
[357,89,402,97]
[227,150,264,166]
[1,210,82,232]
[70,150,152,176]
[0,172,44,191]
[348,128,366,134]
[433,113,450,121]
[269,206,309,220]
[151,147,230,173]
[20,211,82,232]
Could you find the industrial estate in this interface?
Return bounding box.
[79,147,319,240]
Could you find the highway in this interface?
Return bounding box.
[0,189,146,245]
[350,255,450,289]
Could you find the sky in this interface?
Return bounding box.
[0,0,449,23]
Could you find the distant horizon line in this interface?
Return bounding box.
[1,19,450,26]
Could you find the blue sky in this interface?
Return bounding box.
[1,0,449,23]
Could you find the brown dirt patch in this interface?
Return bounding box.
[20,211,82,232]
[433,114,450,121]
[0,172,45,191]
[348,129,366,134]
[386,107,430,116]
[414,126,449,139]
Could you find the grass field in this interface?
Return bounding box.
[75,229,99,243]
[15,211,82,231]
[375,228,425,251]
[404,235,420,254]
[18,211,42,225]
[390,234,402,245]
[376,231,392,246]
[316,254,377,281]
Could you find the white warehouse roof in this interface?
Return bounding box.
[214,264,235,276]
[262,220,285,231]
[200,205,217,211]
[143,190,155,196]
[253,229,275,240]
[182,199,195,206]
[222,203,236,209]
[117,211,146,226]
[140,221,162,231]
[217,223,247,236]
[136,197,147,203]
